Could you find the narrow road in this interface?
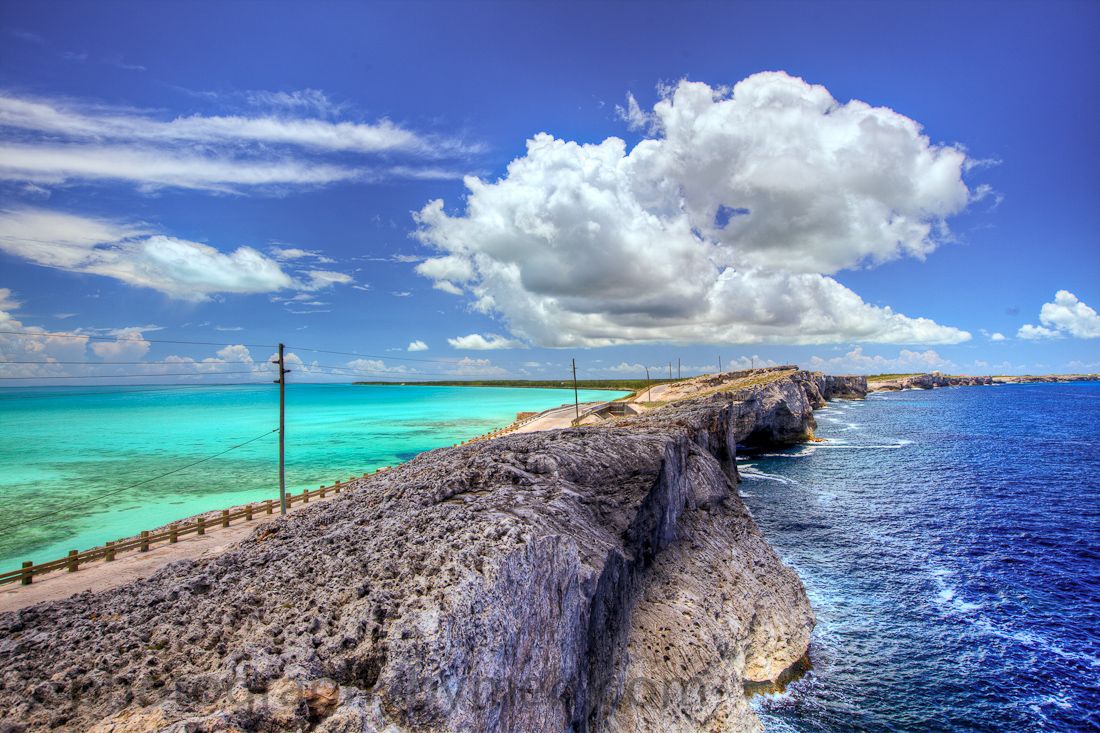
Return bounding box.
[0,493,332,613]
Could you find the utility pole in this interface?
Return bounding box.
[669,361,672,380]
[677,358,681,380]
[272,343,290,515]
[571,358,580,421]
[751,356,755,371]
[645,366,651,401]
[718,355,722,374]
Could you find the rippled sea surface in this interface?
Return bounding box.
[744,383,1100,732]
[0,384,623,570]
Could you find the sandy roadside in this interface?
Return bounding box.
[0,493,327,613]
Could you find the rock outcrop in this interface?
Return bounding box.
[868,372,994,391]
[0,373,844,733]
[812,374,868,401]
[991,373,1100,384]
[866,371,1100,392]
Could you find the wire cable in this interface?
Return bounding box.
[0,427,279,534]
[0,371,261,380]
[0,359,239,365]
[0,360,470,380]
[284,343,470,365]
[0,386,213,401]
[0,329,276,349]
[2,330,490,367]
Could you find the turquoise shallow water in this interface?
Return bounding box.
[0,383,624,571]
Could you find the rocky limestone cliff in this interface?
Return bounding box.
[813,374,868,401]
[868,372,993,391]
[991,373,1100,384]
[0,372,848,733]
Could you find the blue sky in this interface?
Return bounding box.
[0,0,1097,384]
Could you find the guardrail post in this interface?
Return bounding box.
[221,510,229,528]
[265,499,273,515]
[320,486,326,499]
[169,526,178,544]
[245,504,253,521]
[65,550,77,572]
[21,561,32,585]
[197,517,205,536]
[140,531,149,552]
[302,488,309,504]
[106,541,116,560]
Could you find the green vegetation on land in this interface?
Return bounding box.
[865,373,922,382]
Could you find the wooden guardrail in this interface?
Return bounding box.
[0,468,391,587]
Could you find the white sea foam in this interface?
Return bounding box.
[754,447,816,458]
[811,444,905,450]
[740,468,797,485]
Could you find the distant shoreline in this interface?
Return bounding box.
[866,372,1100,392]
[352,379,671,391]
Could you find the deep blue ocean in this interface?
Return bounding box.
[744,382,1100,732]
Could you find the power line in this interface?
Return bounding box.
[0,329,276,349]
[285,343,467,365]
[0,427,279,534]
[0,386,210,401]
[307,364,462,379]
[2,329,487,367]
[0,359,239,365]
[0,360,468,380]
[0,371,260,380]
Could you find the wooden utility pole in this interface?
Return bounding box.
[273,343,290,515]
[669,362,672,379]
[719,356,722,373]
[571,358,580,420]
[677,358,681,380]
[644,366,651,401]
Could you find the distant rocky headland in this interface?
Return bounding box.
[0,368,866,733]
[867,371,1100,392]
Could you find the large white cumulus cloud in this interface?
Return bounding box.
[414,72,973,347]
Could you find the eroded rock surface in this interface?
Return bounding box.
[0,373,841,733]
[868,372,993,391]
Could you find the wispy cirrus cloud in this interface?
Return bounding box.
[0,92,475,156]
[269,246,336,264]
[0,142,359,192]
[0,207,356,301]
[0,90,480,192]
[245,88,344,116]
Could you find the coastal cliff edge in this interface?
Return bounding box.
[0,370,865,732]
